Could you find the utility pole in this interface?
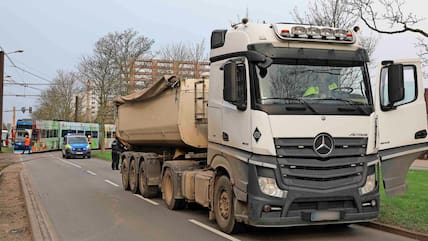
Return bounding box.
[12,106,16,133]
[0,51,4,152]
[74,95,79,122]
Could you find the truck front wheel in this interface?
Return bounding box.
[121,158,130,190]
[214,175,244,234]
[162,168,185,210]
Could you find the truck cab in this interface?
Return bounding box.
[207,22,428,231]
[62,134,91,159]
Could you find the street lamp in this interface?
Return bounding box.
[0,48,23,152]
[7,50,24,55]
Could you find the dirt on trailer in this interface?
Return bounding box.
[0,153,33,241]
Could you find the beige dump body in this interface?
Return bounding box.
[114,76,208,149]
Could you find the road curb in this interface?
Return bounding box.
[360,222,428,241]
[20,165,60,241]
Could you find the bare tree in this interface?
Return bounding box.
[100,29,154,95]
[79,29,154,151]
[32,70,83,121]
[292,0,378,59]
[348,0,427,37]
[158,42,190,61]
[293,0,358,28]
[157,39,208,62]
[156,39,208,78]
[348,0,427,71]
[79,52,118,151]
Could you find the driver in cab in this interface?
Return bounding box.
[303,78,338,98]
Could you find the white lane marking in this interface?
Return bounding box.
[59,159,82,169]
[86,170,97,176]
[133,194,159,206]
[188,219,241,241]
[104,179,119,187]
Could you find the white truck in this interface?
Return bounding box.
[114,21,428,233]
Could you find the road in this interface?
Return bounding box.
[22,152,416,241]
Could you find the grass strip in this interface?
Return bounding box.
[91,150,112,161]
[378,169,428,233]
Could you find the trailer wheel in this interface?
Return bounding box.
[129,159,139,194]
[121,158,130,190]
[214,175,244,234]
[138,162,158,198]
[162,168,185,210]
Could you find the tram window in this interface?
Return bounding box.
[92,131,98,138]
[32,130,39,141]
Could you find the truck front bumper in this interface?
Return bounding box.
[246,188,379,227]
[242,157,380,227]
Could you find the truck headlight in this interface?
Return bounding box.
[359,174,376,195]
[258,177,287,198]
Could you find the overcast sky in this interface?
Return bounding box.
[1,0,427,125]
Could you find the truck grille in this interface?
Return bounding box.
[275,138,368,189]
[274,137,367,158]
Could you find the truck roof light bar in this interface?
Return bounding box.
[274,23,355,44]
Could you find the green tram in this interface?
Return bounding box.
[14,119,115,153]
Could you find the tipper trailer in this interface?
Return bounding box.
[114,21,428,233]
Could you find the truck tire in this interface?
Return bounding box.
[214,175,244,234]
[138,162,159,198]
[129,159,139,194]
[162,168,185,210]
[121,158,130,190]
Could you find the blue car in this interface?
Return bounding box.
[62,134,91,159]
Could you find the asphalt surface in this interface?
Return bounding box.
[22,151,418,241]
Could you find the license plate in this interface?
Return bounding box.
[310,211,340,221]
[76,152,83,154]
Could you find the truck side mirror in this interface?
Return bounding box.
[387,64,405,105]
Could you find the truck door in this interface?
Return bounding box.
[375,59,428,196]
[221,58,252,152]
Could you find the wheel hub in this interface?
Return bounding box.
[219,191,230,219]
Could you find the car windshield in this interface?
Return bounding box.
[256,60,371,106]
[68,137,88,144]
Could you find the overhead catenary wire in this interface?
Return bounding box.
[4,78,44,91]
[3,50,53,83]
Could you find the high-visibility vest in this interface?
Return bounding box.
[303,83,338,97]
[24,137,31,146]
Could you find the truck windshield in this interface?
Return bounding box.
[253,59,373,115]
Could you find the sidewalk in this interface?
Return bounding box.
[411,158,428,170]
[0,152,33,241]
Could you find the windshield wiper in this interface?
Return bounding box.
[315,98,369,114]
[262,97,318,114]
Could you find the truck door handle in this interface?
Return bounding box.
[415,130,427,139]
[222,132,229,141]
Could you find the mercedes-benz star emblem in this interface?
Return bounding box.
[313,133,334,157]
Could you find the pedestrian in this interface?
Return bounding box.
[23,134,31,154]
[111,132,121,170]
